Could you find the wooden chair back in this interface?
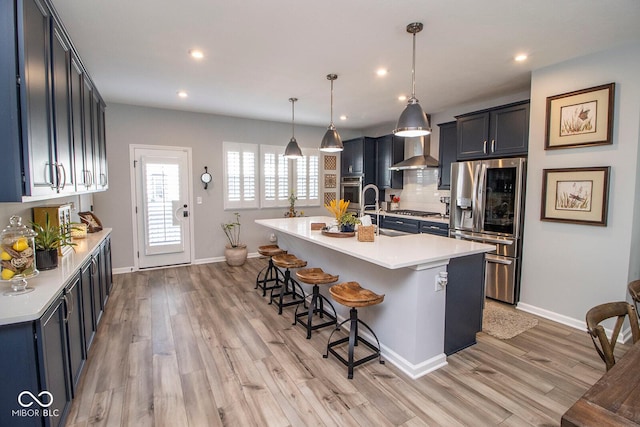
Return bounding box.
[586,301,640,371]
[628,280,640,317]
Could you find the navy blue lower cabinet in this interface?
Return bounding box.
[444,253,486,355]
[419,220,449,237]
[37,294,72,427]
[65,273,86,395]
[380,216,420,234]
[0,322,40,426]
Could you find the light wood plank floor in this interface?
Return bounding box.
[66,258,626,427]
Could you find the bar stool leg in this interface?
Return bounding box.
[293,284,337,339]
[255,257,284,297]
[348,308,358,379]
[269,269,306,315]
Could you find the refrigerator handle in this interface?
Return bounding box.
[473,163,484,231]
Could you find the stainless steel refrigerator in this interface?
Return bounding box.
[449,157,526,304]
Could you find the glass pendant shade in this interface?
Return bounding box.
[283,97,303,159]
[394,98,431,137]
[394,22,430,137]
[320,74,343,152]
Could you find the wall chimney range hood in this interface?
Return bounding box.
[389,135,438,170]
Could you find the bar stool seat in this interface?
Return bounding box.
[293,268,339,339]
[324,281,385,379]
[270,254,307,314]
[255,245,287,297]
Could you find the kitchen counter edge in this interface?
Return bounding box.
[0,229,112,326]
[256,216,492,270]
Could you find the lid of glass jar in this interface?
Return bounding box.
[1,215,37,241]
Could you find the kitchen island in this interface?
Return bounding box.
[256,216,494,378]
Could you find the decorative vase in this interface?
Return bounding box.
[224,244,247,266]
[36,249,58,271]
[340,224,355,233]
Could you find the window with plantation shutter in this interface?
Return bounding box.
[293,148,320,207]
[260,145,289,207]
[223,142,259,209]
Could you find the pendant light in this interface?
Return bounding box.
[393,22,431,137]
[284,97,303,159]
[320,74,344,152]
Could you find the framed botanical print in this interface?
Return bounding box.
[540,166,610,226]
[545,83,614,150]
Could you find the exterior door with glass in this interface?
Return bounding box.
[133,146,192,268]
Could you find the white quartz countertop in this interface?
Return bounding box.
[0,229,111,326]
[256,216,493,270]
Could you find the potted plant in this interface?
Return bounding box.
[338,212,361,232]
[221,212,247,266]
[31,213,77,270]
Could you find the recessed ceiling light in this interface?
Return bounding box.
[177,91,188,98]
[398,95,407,102]
[189,49,204,59]
[376,68,388,76]
[339,115,348,121]
[514,54,528,62]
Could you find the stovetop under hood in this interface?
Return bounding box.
[389,135,438,170]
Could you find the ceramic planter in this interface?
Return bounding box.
[36,249,58,271]
[225,244,247,266]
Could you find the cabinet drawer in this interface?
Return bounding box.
[420,221,449,237]
[381,217,420,234]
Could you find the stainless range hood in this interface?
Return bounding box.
[389,135,438,170]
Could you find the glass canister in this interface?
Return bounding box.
[1,215,39,295]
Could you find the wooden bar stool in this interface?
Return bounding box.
[293,268,339,339]
[324,281,385,379]
[270,254,307,315]
[255,245,287,297]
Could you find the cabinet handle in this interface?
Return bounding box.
[46,162,56,189]
[100,173,107,187]
[483,141,487,154]
[491,139,495,153]
[58,164,67,190]
[62,295,70,323]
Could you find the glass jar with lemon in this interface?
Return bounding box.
[0,215,39,295]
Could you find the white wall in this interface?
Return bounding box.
[94,103,361,270]
[518,44,640,329]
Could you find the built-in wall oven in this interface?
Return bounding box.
[340,176,362,212]
[449,157,526,304]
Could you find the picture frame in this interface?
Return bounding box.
[78,211,103,232]
[544,83,615,150]
[540,166,610,226]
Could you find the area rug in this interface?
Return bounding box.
[482,300,539,339]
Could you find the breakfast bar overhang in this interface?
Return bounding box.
[256,216,494,378]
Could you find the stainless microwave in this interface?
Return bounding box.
[340,176,362,212]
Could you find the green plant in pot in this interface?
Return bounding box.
[338,212,361,232]
[31,213,77,270]
[221,212,247,266]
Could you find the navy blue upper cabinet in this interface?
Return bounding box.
[438,121,457,190]
[0,0,106,202]
[341,137,365,176]
[376,135,404,190]
[456,101,530,160]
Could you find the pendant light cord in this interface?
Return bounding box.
[411,29,417,99]
[330,78,335,126]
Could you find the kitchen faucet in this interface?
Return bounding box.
[360,183,380,235]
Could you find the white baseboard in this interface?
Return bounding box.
[517,301,631,344]
[113,252,261,274]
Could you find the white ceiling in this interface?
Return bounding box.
[51,0,640,130]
